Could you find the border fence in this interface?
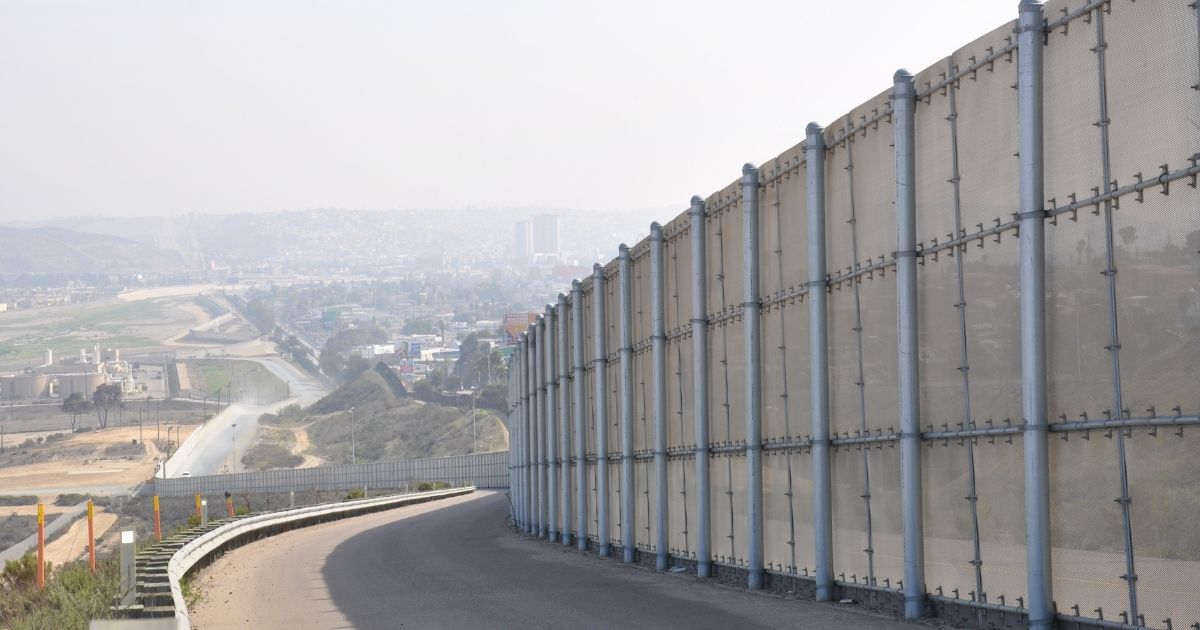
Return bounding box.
[507,1,1200,628]
[154,451,509,496]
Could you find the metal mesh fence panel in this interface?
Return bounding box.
[500,2,1199,624]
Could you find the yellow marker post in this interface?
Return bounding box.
[36,504,45,589]
[195,493,202,521]
[153,495,162,541]
[87,500,96,573]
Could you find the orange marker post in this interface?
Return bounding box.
[87,499,96,573]
[153,495,162,541]
[36,503,45,589]
[194,494,202,521]
[226,496,234,518]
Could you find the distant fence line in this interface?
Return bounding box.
[508,1,1200,629]
[153,451,509,496]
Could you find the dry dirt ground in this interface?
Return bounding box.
[43,510,117,565]
[290,424,322,468]
[0,425,197,496]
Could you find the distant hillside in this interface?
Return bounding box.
[258,370,507,466]
[0,226,187,274]
[306,370,396,415]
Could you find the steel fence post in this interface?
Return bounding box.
[618,245,636,563]
[524,332,535,534]
[690,195,712,578]
[1017,2,1053,628]
[593,264,611,557]
[806,122,834,602]
[893,68,925,618]
[650,222,669,571]
[742,163,765,590]
[535,316,546,538]
[572,280,588,551]
[546,305,558,543]
[558,294,572,546]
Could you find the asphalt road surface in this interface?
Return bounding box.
[189,491,923,629]
[165,356,329,477]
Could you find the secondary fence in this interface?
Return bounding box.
[155,451,509,496]
[507,1,1200,628]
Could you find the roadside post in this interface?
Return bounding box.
[194,493,202,521]
[225,490,234,518]
[87,499,96,572]
[200,500,208,525]
[36,503,45,589]
[119,529,136,606]
[153,495,162,541]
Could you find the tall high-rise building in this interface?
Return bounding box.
[513,220,533,263]
[531,214,559,259]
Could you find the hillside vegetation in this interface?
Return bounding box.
[258,371,507,465]
[0,226,186,274]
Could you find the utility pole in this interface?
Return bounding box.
[229,422,238,473]
[471,392,477,454]
[349,406,356,465]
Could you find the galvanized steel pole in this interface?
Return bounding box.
[511,351,518,527]
[534,317,544,538]
[893,68,925,619]
[558,294,572,546]
[618,245,636,563]
[545,305,558,543]
[516,348,524,530]
[806,123,834,602]
[1018,1,1053,628]
[742,163,765,591]
[650,222,669,571]
[593,264,611,557]
[689,195,712,578]
[572,280,588,551]
[525,330,536,535]
[522,333,533,533]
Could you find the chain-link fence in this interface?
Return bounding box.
[509,1,1199,627]
[155,450,509,496]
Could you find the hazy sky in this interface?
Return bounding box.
[0,1,1016,221]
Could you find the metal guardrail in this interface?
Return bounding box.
[104,486,474,630]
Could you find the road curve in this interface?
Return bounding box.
[189,491,919,630]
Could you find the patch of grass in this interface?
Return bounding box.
[53,494,89,507]
[185,359,288,403]
[178,574,201,609]
[0,496,38,507]
[0,554,120,630]
[100,441,145,459]
[0,514,36,549]
[240,427,302,471]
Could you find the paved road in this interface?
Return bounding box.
[164,356,329,477]
[247,356,329,407]
[189,491,921,629]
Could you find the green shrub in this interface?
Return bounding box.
[1,553,50,588]
[53,494,89,506]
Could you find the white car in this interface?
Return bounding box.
[181,471,191,477]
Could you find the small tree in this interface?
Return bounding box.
[92,383,123,429]
[61,392,91,431]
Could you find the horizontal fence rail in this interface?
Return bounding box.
[507,1,1200,629]
[154,451,508,497]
